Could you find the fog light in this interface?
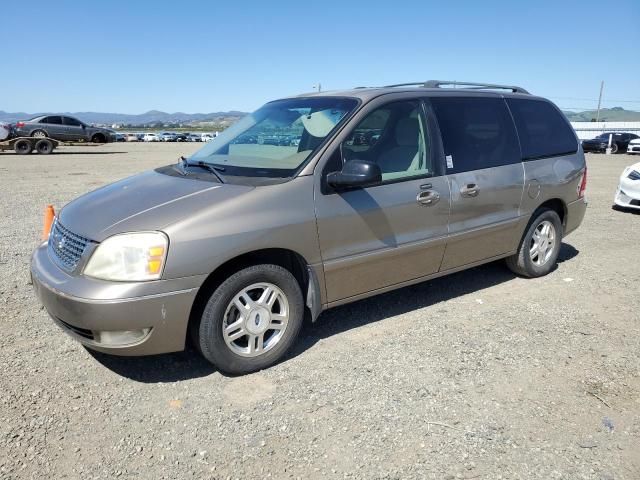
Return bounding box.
[94,328,151,346]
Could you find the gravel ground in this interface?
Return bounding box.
[1,143,639,479]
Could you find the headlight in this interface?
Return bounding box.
[628,170,640,181]
[84,232,168,281]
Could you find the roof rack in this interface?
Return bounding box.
[383,80,529,94]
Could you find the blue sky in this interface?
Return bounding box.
[2,0,639,114]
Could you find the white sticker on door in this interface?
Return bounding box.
[446,155,454,169]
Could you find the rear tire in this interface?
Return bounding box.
[197,264,304,375]
[506,208,563,278]
[35,139,54,154]
[14,139,33,155]
[611,143,619,154]
[31,130,47,138]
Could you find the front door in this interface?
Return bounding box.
[314,99,450,304]
[62,116,86,141]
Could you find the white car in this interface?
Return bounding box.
[143,133,160,142]
[0,122,13,141]
[614,162,640,210]
[627,138,640,155]
[201,133,215,142]
[160,132,177,142]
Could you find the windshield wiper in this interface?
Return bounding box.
[177,156,224,183]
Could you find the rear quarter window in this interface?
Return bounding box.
[506,98,577,160]
[430,97,520,173]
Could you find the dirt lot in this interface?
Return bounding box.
[1,143,638,479]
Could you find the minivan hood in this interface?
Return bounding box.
[59,169,253,241]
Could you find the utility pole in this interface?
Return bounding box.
[313,83,322,93]
[596,80,604,122]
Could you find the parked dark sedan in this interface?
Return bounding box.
[582,132,639,154]
[14,115,115,143]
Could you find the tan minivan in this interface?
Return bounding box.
[31,81,587,374]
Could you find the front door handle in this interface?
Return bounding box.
[416,190,440,206]
[460,183,479,197]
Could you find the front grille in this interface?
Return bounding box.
[630,146,640,152]
[48,220,90,272]
[631,199,640,206]
[57,317,95,340]
[582,145,601,151]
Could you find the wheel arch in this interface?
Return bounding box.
[31,128,49,137]
[91,132,106,142]
[187,248,321,344]
[536,198,567,230]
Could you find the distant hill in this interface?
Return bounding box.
[562,107,640,122]
[2,106,638,126]
[0,110,247,126]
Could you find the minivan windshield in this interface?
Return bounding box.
[189,97,358,177]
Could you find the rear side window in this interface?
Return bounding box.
[506,98,577,160]
[431,97,520,173]
[43,116,63,125]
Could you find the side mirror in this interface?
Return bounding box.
[327,159,382,189]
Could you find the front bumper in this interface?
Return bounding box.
[582,144,607,153]
[614,187,640,210]
[627,146,640,154]
[31,242,204,356]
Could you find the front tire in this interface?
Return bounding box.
[611,143,619,154]
[91,133,106,143]
[197,264,304,375]
[506,208,563,278]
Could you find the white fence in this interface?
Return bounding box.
[570,122,640,140]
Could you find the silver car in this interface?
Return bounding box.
[31,81,587,374]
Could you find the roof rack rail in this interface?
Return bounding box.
[382,80,529,94]
[382,82,428,88]
[424,80,529,94]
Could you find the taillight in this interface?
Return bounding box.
[578,166,587,198]
[16,122,25,128]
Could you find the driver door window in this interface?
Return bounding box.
[63,117,82,127]
[342,100,431,182]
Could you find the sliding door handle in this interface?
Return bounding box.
[460,183,479,197]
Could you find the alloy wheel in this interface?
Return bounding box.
[529,220,556,266]
[222,283,289,357]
